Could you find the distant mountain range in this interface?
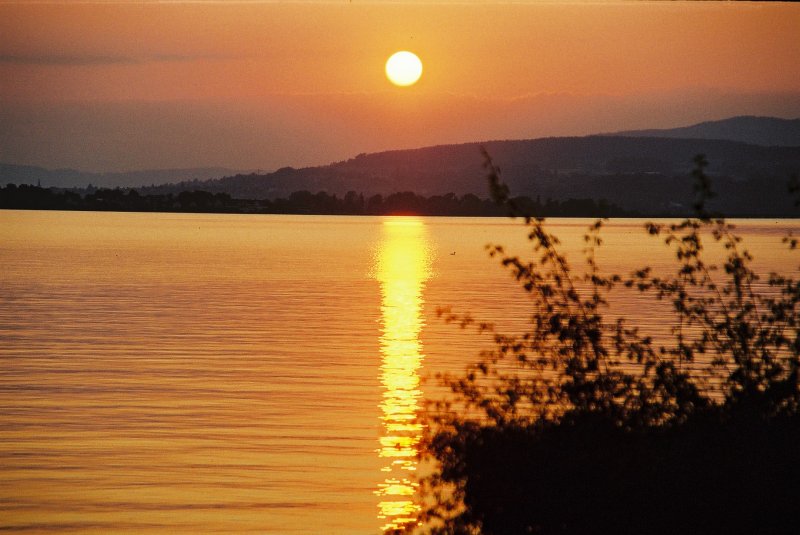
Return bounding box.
[0,164,248,189]
[2,115,800,216]
[139,132,800,216]
[607,116,800,147]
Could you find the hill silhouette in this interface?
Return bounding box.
[0,164,248,189]
[4,116,799,216]
[608,116,800,147]
[139,136,800,216]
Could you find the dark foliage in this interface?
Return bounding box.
[432,411,800,535]
[413,151,800,535]
[0,184,241,213]
[0,183,633,217]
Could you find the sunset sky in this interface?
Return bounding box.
[1,1,799,172]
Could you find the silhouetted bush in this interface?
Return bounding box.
[413,151,800,535]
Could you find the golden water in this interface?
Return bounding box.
[1,210,797,534]
[374,220,431,532]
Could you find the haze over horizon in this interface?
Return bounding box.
[2,1,799,172]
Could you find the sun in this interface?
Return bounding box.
[385,51,423,87]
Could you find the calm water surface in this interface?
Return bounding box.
[1,211,798,534]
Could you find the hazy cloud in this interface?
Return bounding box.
[2,90,799,172]
[0,53,229,66]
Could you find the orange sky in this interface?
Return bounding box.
[1,1,799,171]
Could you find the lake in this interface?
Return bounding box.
[1,211,798,534]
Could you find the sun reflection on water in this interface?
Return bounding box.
[374,218,432,533]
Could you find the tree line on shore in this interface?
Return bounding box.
[0,183,635,217]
